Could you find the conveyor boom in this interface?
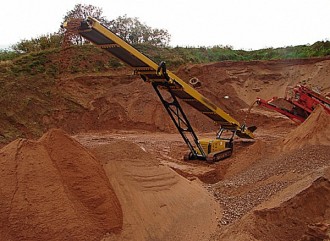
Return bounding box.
[75,17,254,140]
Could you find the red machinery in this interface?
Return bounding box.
[256,85,330,124]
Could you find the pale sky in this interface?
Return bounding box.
[1,0,329,50]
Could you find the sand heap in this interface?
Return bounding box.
[0,129,122,241]
[282,106,330,151]
[219,168,330,241]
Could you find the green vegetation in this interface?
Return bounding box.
[137,41,330,67]
[3,2,328,63]
[2,1,329,64]
[0,49,20,61]
[2,41,329,70]
[2,2,328,64]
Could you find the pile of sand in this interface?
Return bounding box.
[219,168,330,241]
[0,129,122,241]
[281,106,330,151]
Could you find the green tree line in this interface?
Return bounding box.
[0,3,329,62]
[1,40,330,63]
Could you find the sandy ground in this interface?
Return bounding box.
[1,100,329,241]
[1,57,330,240]
[76,131,221,240]
[73,106,330,241]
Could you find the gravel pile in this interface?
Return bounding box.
[209,145,330,225]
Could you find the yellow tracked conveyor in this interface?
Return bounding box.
[65,17,255,161]
[74,17,254,139]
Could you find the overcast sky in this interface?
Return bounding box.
[1,0,329,50]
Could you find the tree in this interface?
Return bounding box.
[108,15,171,47]
[11,4,171,53]
[62,5,170,46]
[62,4,108,24]
[61,4,110,45]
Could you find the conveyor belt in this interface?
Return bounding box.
[74,17,254,139]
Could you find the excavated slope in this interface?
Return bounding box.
[1,57,330,145]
